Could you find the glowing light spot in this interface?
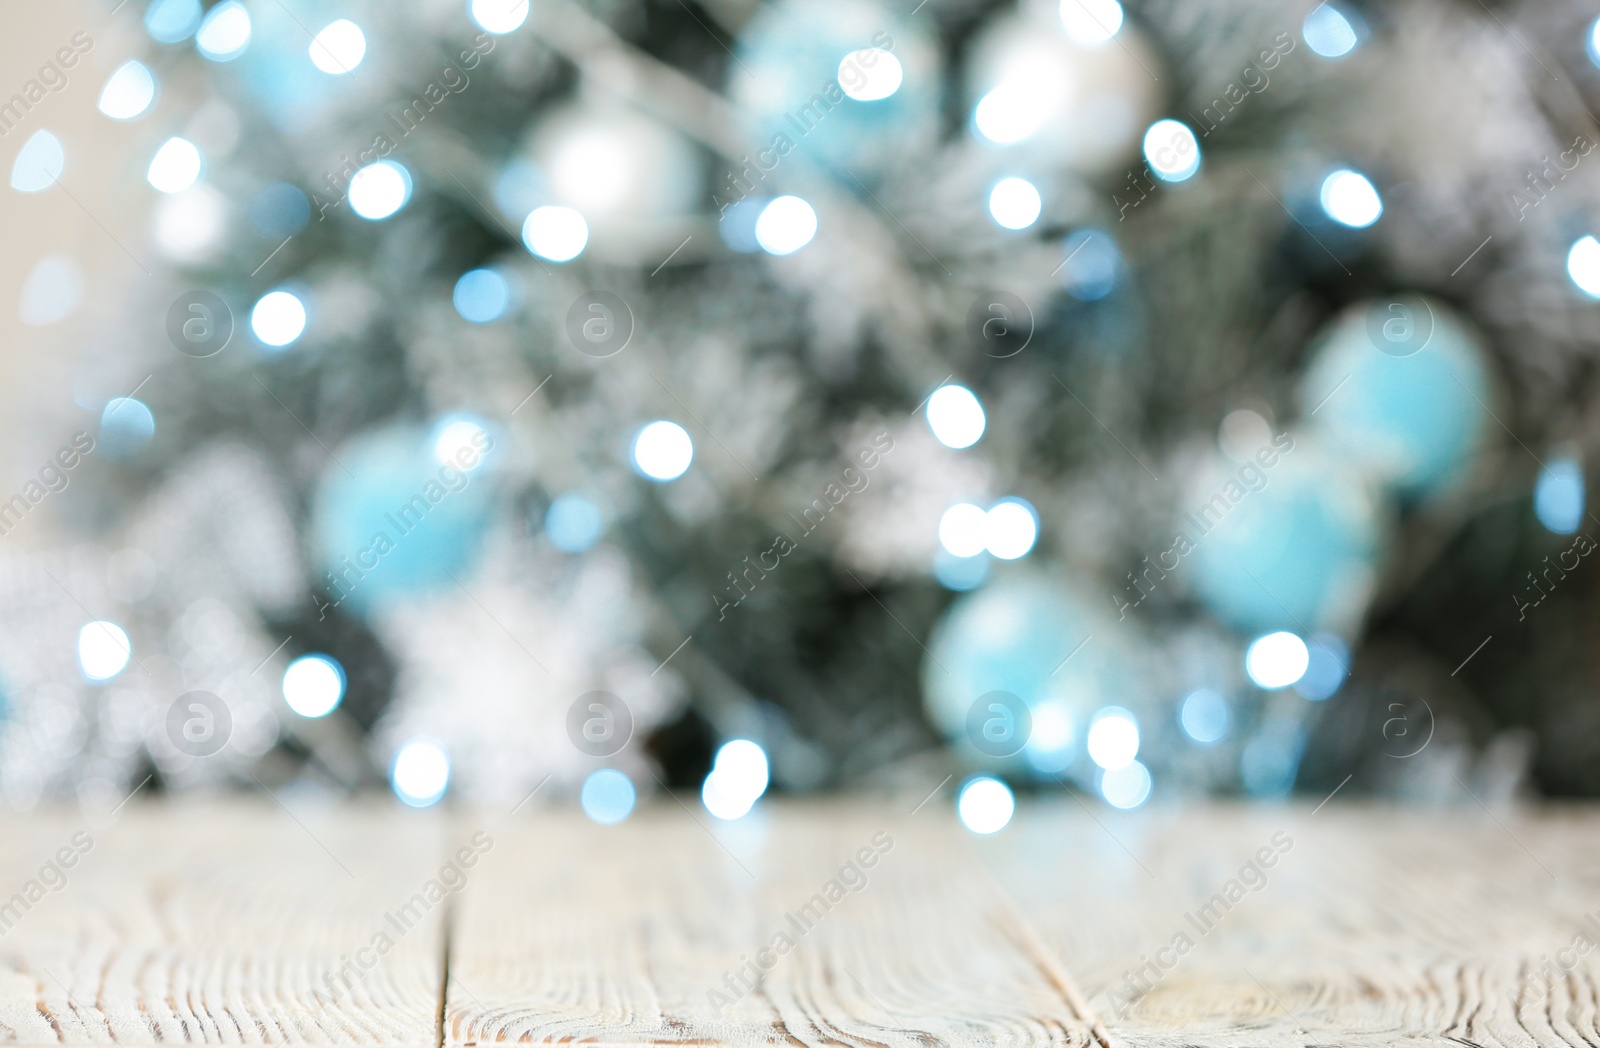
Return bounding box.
[1142,119,1200,182]
[78,621,132,681]
[19,255,82,327]
[926,385,986,449]
[1025,700,1074,773]
[1569,236,1600,298]
[347,160,411,220]
[98,61,157,119]
[470,0,530,34]
[1179,689,1229,743]
[1059,230,1120,300]
[432,417,491,469]
[938,503,989,558]
[99,397,156,458]
[1245,631,1310,689]
[145,0,201,43]
[154,184,228,262]
[933,550,989,591]
[391,738,450,807]
[985,498,1038,560]
[839,48,902,101]
[1304,2,1359,58]
[755,195,817,256]
[1294,635,1349,701]
[1536,458,1585,535]
[718,198,766,253]
[1100,760,1151,809]
[548,127,632,214]
[196,1,252,61]
[1087,707,1139,770]
[546,494,605,553]
[580,769,636,824]
[310,19,366,75]
[974,84,1049,145]
[957,776,1014,834]
[522,205,588,262]
[701,739,770,821]
[11,130,64,193]
[250,290,306,347]
[281,654,345,718]
[1320,169,1382,228]
[1590,17,1600,69]
[1059,0,1124,45]
[453,268,510,323]
[988,176,1042,230]
[147,137,202,194]
[631,420,693,481]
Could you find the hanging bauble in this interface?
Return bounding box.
[963,0,1162,176]
[311,421,498,616]
[727,0,940,184]
[1188,436,1383,636]
[527,102,702,262]
[922,576,1144,777]
[1299,296,1491,500]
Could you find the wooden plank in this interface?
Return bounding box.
[977,800,1600,1048]
[0,801,449,1047]
[446,804,1106,1048]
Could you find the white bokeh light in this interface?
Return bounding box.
[1142,119,1200,182]
[1060,0,1124,45]
[196,1,252,60]
[154,185,228,263]
[1303,2,1359,58]
[251,290,307,347]
[701,739,770,821]
[347,160,411,220]
[926,385,986,448]
[281,654,345,718]
[1087,707,1140,770]
[1179,689,1229,743]
[147,137,202,194]
[522,205,589,262]
[1100,760,1152,809]
[470,0,530,34]
[580,769,637,825]
[98,61,157,119]
[1569,236,1600,298]
[938,503,988,558]
[839,48,902,101]
[974,84,1049,145]
[988,177,1042,230]
[78,621,132,682]
[755,195,818,255]
[433,417,490,468]
[632,420,693,481]
[985,499,1038,560]
[1245,631,1310,689]
[1320,169,1382,228]
[310,19,366,74]
[391,738,450,807]
[11,130,64,192]
[957,776,1015,835]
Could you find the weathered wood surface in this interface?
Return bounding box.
[4,798,1600,1046]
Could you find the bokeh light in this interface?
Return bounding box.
[310,20,367,74]
[632,420,694,481]
[196,1,252,61]
[147,137,202,194]
[1142,119,1200,182]
[99,397,156,458]
[1087,707,1140,770]
[988,176,1042,230]
[985,498,1039,560]
[11,130,64,192]
[1303,2,1361,58]
[926,385,986,449]
[391,738,450,807]
[282,654,345,718]
[1536,457,1585,534]
[78,621,132,682]
[755,195,818,255]
[522,205,589,262]
[251,290,307,347]
[1569,236,1600,298]
[1059,0,1124,45]
[1100,760,1152,808]
[453,268,511,323]
[580,769,637,824]
[347,160,412,220]
[432,416,492,468]
[1245,631,1310,689]
[957,776,1014,834]
[470,0,530,34]
[839,48,902,101]
[939,503,989,558]
[98,61,157,120]
[145,0,201,43]
[546,494,605,553]
[1179,689,1229,743]
[1320,169,1382,228]
[702,739,770,820]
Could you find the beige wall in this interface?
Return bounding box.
[1,0,158,545]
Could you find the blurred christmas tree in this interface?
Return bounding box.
[9,0,1600,811]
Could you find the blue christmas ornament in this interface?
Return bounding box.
[1300,297,1490,499]
[726,0,938,190]
[312,426,497,616]
[923,578,1139,775]
[1189,440,1381,635]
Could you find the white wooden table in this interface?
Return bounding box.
[0,799,1591,1047]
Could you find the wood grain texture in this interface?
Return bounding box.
[445,805,1104,1048]
[978,800,1600,1048]
[0,801,449,1047]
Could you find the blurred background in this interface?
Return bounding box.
[1,0,1596,826]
